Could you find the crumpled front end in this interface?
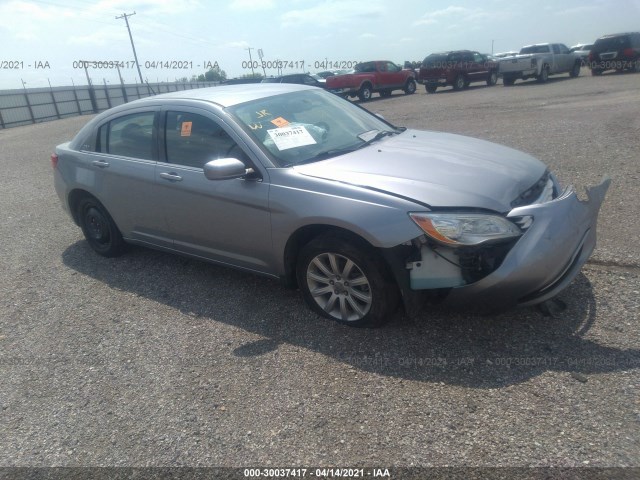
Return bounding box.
[406,177,610,309]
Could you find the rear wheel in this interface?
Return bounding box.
[503,76,515,86]
[591,68,602,76]
[570,61,581,78]
[296,235,398,327]
[404,79,417,94]
[425,84,437,93]
[357,84,372,101]
[77,196,125,257]
[537,65,549,83]
[453,74,466,91]
[379,89,392,98]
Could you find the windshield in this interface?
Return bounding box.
[227,89,399,167]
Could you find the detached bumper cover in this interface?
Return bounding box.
[442,177,611,308]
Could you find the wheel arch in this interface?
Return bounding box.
[68,188,100,226]
[281,224,389,289]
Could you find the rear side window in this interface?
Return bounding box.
[97,112,156,160]
[593,35,631,52]
[422,54,447,67]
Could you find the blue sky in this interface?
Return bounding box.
[0,0,638,89]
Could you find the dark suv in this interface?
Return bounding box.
[589,32,640,75]
[418,50,499,93]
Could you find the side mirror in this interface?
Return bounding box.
[203,158,248,181]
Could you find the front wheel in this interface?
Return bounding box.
[77,196,125,257]
[425,84,437,93]
[296,235,398,327]
[503,76,515,86]
[357,84,372,101]
[404,79,417,94]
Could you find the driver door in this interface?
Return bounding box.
[155,107,273,274]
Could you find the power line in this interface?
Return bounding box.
[116,12,144,85]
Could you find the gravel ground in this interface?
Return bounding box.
[0,69,638,472]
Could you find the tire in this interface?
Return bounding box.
[537,65,549,83]
[591,68,602,76]
[379,89,392,98]
[296,234,399,327]
[570,61,581,78]
[357,84,372,101]
[77,196,125,257]
[503,76,515,86]
[425,84,437,93]
[486,70,498,86]
[452,74,466,91]
[404,79,417,94]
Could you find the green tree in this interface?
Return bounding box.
[204,66,227,82]
[240,72,263,79]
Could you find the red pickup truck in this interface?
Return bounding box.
[325,61,417,101]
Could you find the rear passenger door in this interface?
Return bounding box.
[80,108,169,246]
[155,107,273,273]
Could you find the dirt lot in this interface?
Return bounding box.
[0,69,638,474]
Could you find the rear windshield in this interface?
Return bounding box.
[520,45,551,54]
[422,54,448,67]
[593,36,631,52]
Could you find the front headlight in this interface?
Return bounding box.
[409,212,523,246]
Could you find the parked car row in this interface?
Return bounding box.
[228,33,639,99]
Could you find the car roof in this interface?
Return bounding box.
[123,83,315,109]
[597,32,640,38]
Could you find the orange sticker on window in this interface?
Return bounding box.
[271,117,290,127]
[180,121,192,136]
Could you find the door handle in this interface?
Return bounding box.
[159,172,183,182]
[92,160,110,168]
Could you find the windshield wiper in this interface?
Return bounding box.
[284,129,403,167]
[355,129,398,150]
[285,147,359,167]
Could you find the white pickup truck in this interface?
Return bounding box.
[499,43,582,85]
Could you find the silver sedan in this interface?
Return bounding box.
[52,84,609,326]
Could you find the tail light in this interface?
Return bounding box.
[622,48,634,58]
[50,153,59,169]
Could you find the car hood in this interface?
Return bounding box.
[293,129,547,212]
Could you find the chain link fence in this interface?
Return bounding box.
[0,81,219,129]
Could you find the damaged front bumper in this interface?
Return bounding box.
[405,177,611,310]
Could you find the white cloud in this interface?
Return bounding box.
[281,0,385,28]
[413,5,494,27]
[228,0,276,11]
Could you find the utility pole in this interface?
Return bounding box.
[245,47,255,76]
[116,12,144,84]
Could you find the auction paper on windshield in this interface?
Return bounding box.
[267,125,317,150]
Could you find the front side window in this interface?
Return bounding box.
[98,111,155,160]
[164,111,246,169]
